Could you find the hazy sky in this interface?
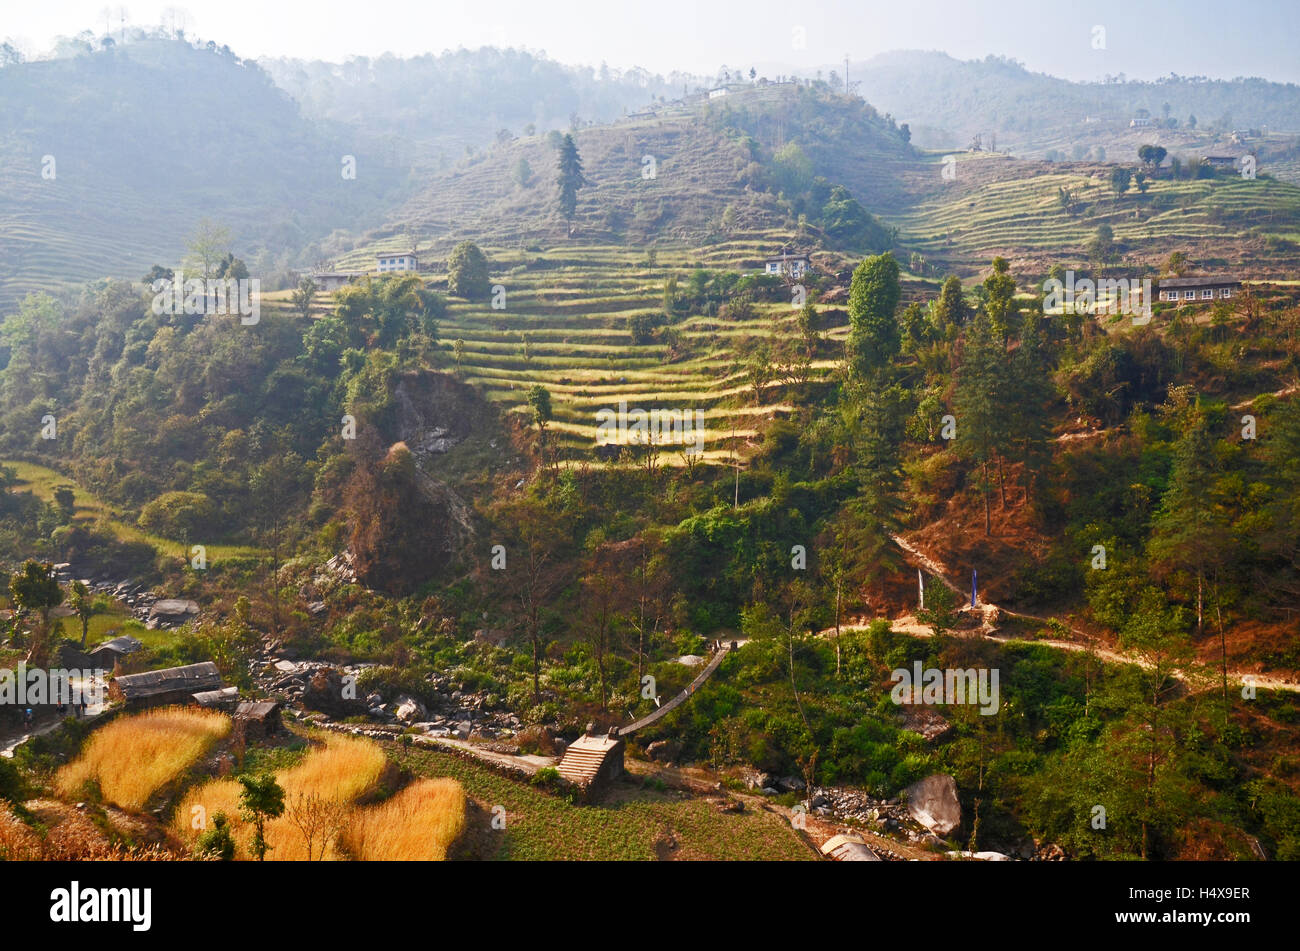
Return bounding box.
[9,0,1300,83]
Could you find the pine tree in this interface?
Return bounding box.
[556,134,587,226]
[1149,410,1229,636]
[1005,310,1054,503]
[954,311,1007,534]
[932,275,969,334]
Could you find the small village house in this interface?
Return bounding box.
[376,251,418,273]
[1158,275,1241,303]
[192,686,240,709]
[763,251,810,279]
[233,700,282,741]
[87,634,143,668]
[310,271,363,292]
[108,662,224,710]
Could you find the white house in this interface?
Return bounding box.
[708,87,728,99]
[376,252,418,273]
[763,253,810,279]
[1157,275,1241,303]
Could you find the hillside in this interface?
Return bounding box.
[0,39,409,308]
[851,51,1300,167]
[335,85,1300,281]
[259,47,697,171]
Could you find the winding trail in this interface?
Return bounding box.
[850,535,1300,695]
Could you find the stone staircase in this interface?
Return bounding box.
[555,734,624,790]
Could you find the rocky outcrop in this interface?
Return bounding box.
[904,773,962,836]
[301,668,368,718]
[147,598,200,629]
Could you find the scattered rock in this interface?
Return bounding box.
[647,739,682,763]
[394,695,427,724]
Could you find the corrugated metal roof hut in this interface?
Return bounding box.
[820,833,883,862]
[192,686,240,709]
[108,662,223,709]
[88,634,144,666]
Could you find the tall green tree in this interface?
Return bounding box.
[556,133,587,226]
[1005,310,1055,503]
[846,251,901,379]
[68,580,107,649]
[932,275,969,334]
[982,256,1019,347]
[1148,409,1230,636]
[238,773,286,861]
[954,312,1007,534]
[9,561,64,662]
[291,276,318,320]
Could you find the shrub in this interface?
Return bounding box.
[138,491,217,539]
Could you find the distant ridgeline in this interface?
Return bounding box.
[0,38,409,309]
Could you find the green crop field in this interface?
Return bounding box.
[329,236,844,467]
[3,459,262,561]
[395,744,814,861]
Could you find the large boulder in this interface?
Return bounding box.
[904,774,962,836]
[647,739,682,763]
[301,668,367,719]
[394,695,427,724]
[148,599,199,626]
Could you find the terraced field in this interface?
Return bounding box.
[327,235,850,466]
[894,152,1300,272]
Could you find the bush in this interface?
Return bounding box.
[193,811,236,861]
[447,241,491,300]
[530,766,561,787]
[138,491,216,539]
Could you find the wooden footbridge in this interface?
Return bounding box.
[555,641,738,794]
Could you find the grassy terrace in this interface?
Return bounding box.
[394,743,814,861]
[323,235,843,465]
[2,459,262,561]
[894,157,1300,264]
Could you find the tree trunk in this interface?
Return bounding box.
[1196,570,1204,635]
[1215,591,1228,723]
[531,633,541,706]
[982,461,992,535]
[597,627,608,711]
[834,583,843,677]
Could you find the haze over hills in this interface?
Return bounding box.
[847,50,1300,169]
[0,38,412,307]
[4,35,1300,308]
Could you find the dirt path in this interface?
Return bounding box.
[0,674,109,758]
[869,535,1300,695]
